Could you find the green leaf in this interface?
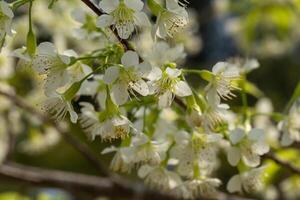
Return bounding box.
[147,0,164,16]
[285,81,300,112]
[243,81,264,98]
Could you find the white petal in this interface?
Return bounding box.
[99,0,119,13]
[71,8,85,23]
[63,50,78,58]
[166,67,181,78]
[227,175,242,193]
[252,141,269,155]
[158,90,173,108]
[101,146,118,154]
[103,66,120,84]
[248,128,264,141]
[174,81,192,97]
[37,42,57,56]
[0,1,13,18]
[147,67,162,81]
[227,147,241,166]
[121,51,139,67]
[212,62,227,74]
[111,82,129,105]
[281,132,294,146]
[229,128,245,144]
[166,0,181,12]
[96,14,114,28]
[138,165,153,178]
[242,149,260,167]
[131,80,149,96]
[136,61,152,78]
[59,55,71,65]
[116,22,134,39]
[124,0,144,11]
[134,12,151,27]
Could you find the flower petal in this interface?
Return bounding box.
[37,42,57,56]
[111,82,129,105]
[124,0,144,11]
[96,14,114,28]
[131,79,149,96]
[99,0,119,13]
[134,12,151,27]
[229,128,245,144]
[158,90,173,108]
[248,128,264,141]
[227,146,241,166]
[252,141,269,155]
[0,1,13,18]
[103,66,120,84]
[166,67,181,78]
[174,81,192,97]
[121,51,139,67]
[242,148,260,167]
[227,175,242,193]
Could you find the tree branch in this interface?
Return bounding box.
[264,152,300,175]
[0,90,109,177]
[0,162,182,200]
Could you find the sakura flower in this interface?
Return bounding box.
[0,1,14,48]
[154,0,189,39]
[138,165,182,192]
[143,41,186,68]
[103,50,151,105]
[151,67,192,108]
[102,145,134,173]
[171,131,222,178]
[96,0,150,39]
[42,93,78,123]
[32,42,74,96]
[279,98,300,146]
[79,102,131,141]
[176,178,221,199]
[227,128,269,167]
[206,62,240,101]
[227,166,266,193]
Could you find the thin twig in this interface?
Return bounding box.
[0,162,182,200]
[0,90,109,177]
[264,152,300,175]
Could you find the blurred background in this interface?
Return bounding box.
[0,0,300,199]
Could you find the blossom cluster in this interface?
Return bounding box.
[0,0,300,199]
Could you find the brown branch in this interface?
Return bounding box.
[264,152,300,175]
[0,90,109,177]
[0,162,182,200]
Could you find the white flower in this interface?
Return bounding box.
[0,1,14,43]
[279,99,300,146]
[96,0,150,39]
[176,178,221,199]
[138,165,182,192]
[207,62,240,100]
[227,166,266,193]
[227,128,269,167]
[42,93,78,123]
[104,51,151,105]
[32,42,74,96]
[151,67,192,108]
[102,146,134,173]
[143,41,186,68]
[154,0,189,39]
[171,131,222,178]
[79,102,131,141]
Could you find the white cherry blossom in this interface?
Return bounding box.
[279,98,300,146]
[96,0,150,39]
[227,166,266,193]
[103,50,151,105]
[206,62,240,101]
[154,0,189,39]
[227,128,269,167]
[150,67,192,108]
[79,102,131,141]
